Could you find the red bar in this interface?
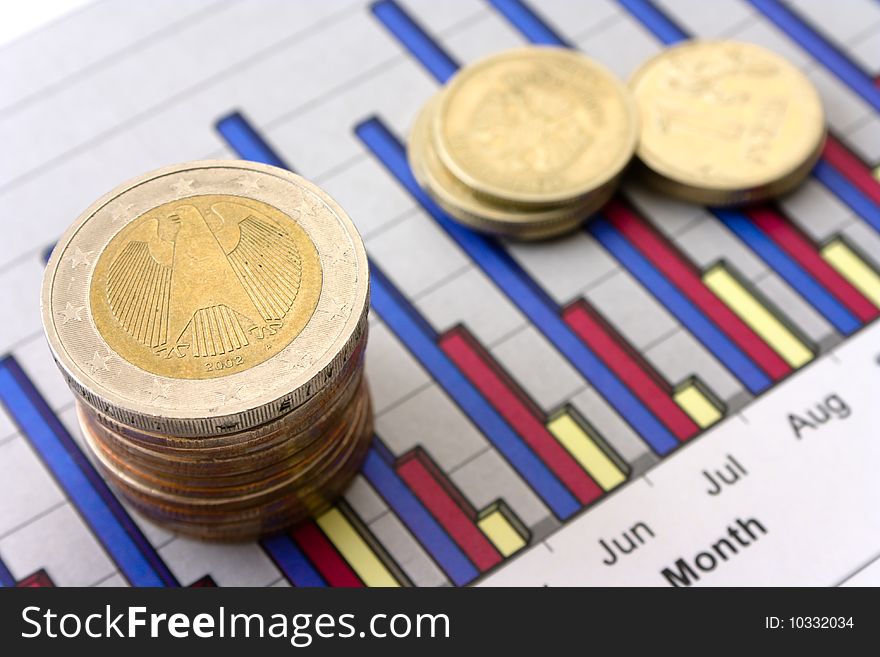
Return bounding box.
[563,301,698,441]
[440,328,603,505]
[605,200,792,380]
[397,450,502,571]
[15,569,54,588]
[188,575,217,587]
[747,206,878,322]
[291,521,362,587]
[823,135,880,205]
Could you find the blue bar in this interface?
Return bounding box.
[617,0,688,42]
[216,111,290,168]
[714,210,860,335]
[0,555,14,587]
[363,442,478,586]
[359,119,679,456]
[813,161,880,234]
[371,265,582,517]
[261,535,326,587]
[486,0,572,45]
[588,219,771,394]
[371,0,459,83]
[747,0,880,112]
[0,357,178,587]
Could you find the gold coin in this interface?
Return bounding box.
[409,91,618,239]
[434,46,638,207]
[629,39,826,204]
[42,160,369,436]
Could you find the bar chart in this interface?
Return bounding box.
[1,0,880,587]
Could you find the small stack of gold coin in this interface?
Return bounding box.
[408,41,826,237]
[41,160,372,541]
[408,46,639,240]
[629,40,826,205]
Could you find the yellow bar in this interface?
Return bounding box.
[478,509,526,557]
[674,383,722,429]
[316,508,399,587]
[703,265,813,368]
[821,239,880,308]
[547,413,625,491]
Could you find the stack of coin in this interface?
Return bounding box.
[41,161,372,541]
[408,46,639,240]
[629,40,826,205]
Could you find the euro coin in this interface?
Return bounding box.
[42,160,369,436]
[629,39,826,205]
[41,160,373,540]
[434,46,638,207]
[409,91,618,240]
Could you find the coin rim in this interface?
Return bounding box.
[633,133,826,205]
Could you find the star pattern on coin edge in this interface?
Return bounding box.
[318,297,350,322]
[148,378,173,402]
[111,202,136,223]
[70,247,93,269]
[170,178,195,195]
[278,351,316,374]
[232,175,262,195]
[57,302,84,325]
[213,382,247,404]
[88,351,111,375]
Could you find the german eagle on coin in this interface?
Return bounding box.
[106,202,303,359]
